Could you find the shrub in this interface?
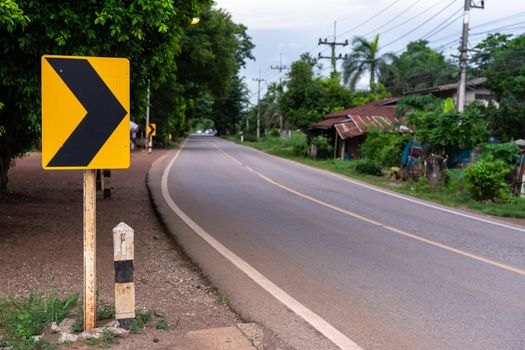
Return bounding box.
[268,128,280,137]
[282,132,308,156]
[360,128,410,167]
[311,135,333,159]
[464,156,511,200]
[353,160,383,176]
[445,168,466,195]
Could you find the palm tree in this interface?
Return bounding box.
[342,34,394,92]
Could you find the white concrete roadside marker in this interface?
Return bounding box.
[83,170,97,331]
[113,222,135,329]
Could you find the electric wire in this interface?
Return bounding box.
[381,0,459,49]
[362,0,424,38]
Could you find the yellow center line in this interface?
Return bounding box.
[210,141,525,278]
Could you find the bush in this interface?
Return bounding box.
[268,128,280,137]
[445,168,466,195]
[353,159,383,176]
[311,135,333,159]
[464,156,511,200]
[282,132,308,156]
[360,128,410,167]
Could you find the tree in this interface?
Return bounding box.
[0,0,208,189]
[279,53,353,132]
[472,33,525,140]
[379,40,456,96]
[401,96,488,155]
[170,5,254,135]
[342,34,394,92]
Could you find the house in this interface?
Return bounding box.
[407,77,494,107]
[310,98,408,159]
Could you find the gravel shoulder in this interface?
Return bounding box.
[0,149,287,349]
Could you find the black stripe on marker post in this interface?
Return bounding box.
[114,260,134,283]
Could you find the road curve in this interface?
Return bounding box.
[149,136,525,350]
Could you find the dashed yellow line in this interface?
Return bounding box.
[210,141,525,278]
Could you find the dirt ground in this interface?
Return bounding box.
[0,150,283,349]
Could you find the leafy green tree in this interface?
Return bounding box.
[342,34,394,92]
[401,96,488,155]
[472,33,525,140]
[279,53,353,132]
[379,40,456,95]
[0,0,207,189]
[173,5,253,135]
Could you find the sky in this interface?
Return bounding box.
[213,0,525,102]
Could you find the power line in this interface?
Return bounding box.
[337,0,403,39]
[370,1,445,40]
[362,0,424,38]
[421,8,464,40]
[382,0,459,49]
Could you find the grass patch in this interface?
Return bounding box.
[154,318,169,330]
[128,310,153,334]
[228,136,525,219]
[0,292,78,349]
[84,328,118,348]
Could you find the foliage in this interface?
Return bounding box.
[379,40,456,96]
[0,0,208,189]
[342,34,395,92]
[464,156,511,200]
[472,33,525,141]
[174,5,253,135]
[279,54,352,131]
[403,98,488,155]
[155,318,169,330]
[96,303,115,321]
[0,292,78,348]
[480,143,520,167]
[445,168,467,196]
[311,136,333,159]
[353,159,383,176]
[360,128,410,167]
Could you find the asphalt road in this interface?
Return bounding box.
[150,136,525,350]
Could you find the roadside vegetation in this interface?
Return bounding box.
[229,130,525,219]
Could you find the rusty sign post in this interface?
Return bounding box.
[42,55,130,331]
[83,170,97,330]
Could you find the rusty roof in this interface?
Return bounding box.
[311,116,350,129]
[335,115,395,139]
[323,98,399,120]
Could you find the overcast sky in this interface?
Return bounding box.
[214,0,525,102]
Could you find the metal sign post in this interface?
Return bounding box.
[42,55,130,331]
[83,170,97,330]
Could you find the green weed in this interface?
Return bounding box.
[0,292,78,349]
[154,318,169,330]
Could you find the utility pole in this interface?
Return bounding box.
[270,54,289,134]
[252,71,266,140]
[318,21,349,75]
[270,54,289,84]
[457,0,484,112]
[145,80,151,154]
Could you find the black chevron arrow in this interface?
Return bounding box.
[148,124,155,136]
[46,58,127,167]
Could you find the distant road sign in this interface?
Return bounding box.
[147,123,156,137]
[42,55,130,170]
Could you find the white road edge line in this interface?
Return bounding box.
[226,139,525,234]
[211,142,525,278]
[161,140,363,350]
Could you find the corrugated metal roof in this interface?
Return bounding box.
[334,115,395,139]
[311,116,350,129]
[323,98,399,120]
